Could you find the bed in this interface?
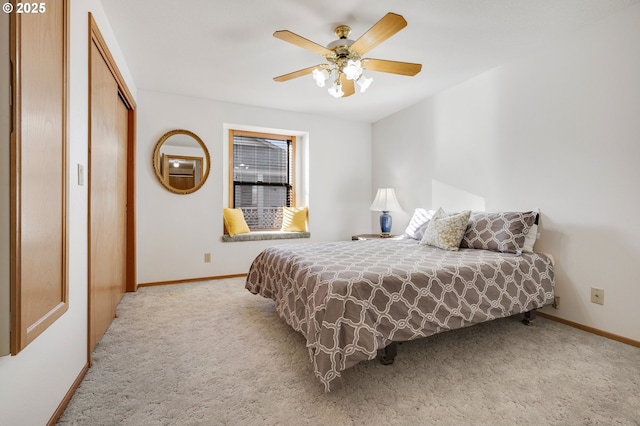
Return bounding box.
[245,236,555,391]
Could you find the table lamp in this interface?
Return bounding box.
[370,188,402,237]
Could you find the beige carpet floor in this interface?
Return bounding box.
[58,278,640,426]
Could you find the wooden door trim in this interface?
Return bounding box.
[88,13,136,294]
[89,14,136,110]
[10,0,69,354]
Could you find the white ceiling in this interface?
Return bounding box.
[101,0,639,123]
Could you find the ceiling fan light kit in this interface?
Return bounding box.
[273,12,422,98]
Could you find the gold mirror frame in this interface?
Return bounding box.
[152,129,211,194]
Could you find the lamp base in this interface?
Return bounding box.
[379,211,392,234]
[379,232,392,238]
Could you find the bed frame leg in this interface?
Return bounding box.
[380,342,398,365]
[522,310,537,326]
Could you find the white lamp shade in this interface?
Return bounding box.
[328,82,344,98]
[357,75,373,92]
[312,68,329,87]
[343,59,363,80]
[370,188,402,212]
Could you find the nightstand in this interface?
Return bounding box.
[351,233,398,240]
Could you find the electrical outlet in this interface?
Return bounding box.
[552,296,560,309]
[591,287,604,305]
[204,253,211,263]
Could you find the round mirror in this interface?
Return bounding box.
[153,129,211,194]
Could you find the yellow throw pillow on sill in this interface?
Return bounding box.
[281,206,308,232]
[223,208,250,236]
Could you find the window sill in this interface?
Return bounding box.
[221,231,310,242]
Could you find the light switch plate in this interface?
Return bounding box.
[77,164,84,186]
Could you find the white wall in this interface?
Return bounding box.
[0,1,137,424]
[137,90,371,284]
[372,5,640,341]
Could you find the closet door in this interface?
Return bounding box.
[10,0,68,354]
[89,42,128,352]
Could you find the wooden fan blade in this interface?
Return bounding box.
[340,74,355,97]
[274,65,323,82]
[350,13,407,55]
[274,30,331,56]
[363,58,422,76]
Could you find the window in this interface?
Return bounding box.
[229,130,296,230]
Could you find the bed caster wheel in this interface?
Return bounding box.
[521,318,532,326]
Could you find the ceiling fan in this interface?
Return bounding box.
[273,12,422,98]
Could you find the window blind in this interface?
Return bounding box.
[232,134,293,229]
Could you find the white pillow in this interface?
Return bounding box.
[522,208,540,252]
[522,223,538,252]
[403,208,435,240]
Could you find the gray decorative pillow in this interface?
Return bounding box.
[460,211,538,254]
[420,208,471,251]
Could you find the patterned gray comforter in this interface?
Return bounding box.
[245,239,555,391]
